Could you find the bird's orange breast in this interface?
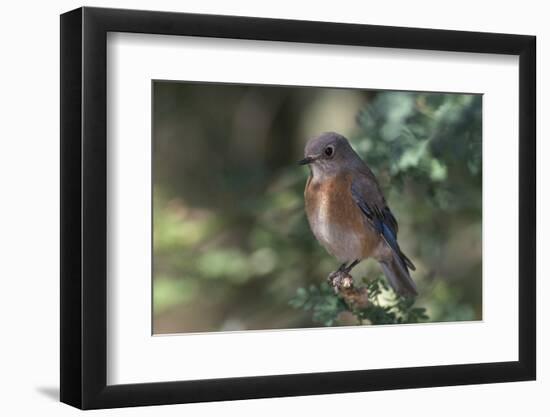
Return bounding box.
[304,174,380,262]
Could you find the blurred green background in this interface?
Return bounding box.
[152,81,482,334]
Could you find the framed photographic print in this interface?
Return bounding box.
[60,6,536,409]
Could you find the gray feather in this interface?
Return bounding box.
[380,255,418,297]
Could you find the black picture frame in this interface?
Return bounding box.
[60,6,536,410]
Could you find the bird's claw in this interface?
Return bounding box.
[327,270,354,293]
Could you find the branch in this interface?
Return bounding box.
[289,274,428,326]
[327,270,370,310]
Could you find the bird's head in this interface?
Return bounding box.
[299,132,360,178]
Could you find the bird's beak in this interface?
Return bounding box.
[298,156,315,165]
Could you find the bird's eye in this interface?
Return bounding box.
[324,146,334,157]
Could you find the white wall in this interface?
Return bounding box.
[0,0,545,415]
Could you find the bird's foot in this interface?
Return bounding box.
[327,270,354,294]
[327,269,369,309]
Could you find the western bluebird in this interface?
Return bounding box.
[299,132,417,297]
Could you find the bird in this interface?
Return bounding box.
[299,132,418,297]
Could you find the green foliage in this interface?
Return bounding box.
[354,92,482,205]
[289,284,347,326]
[290,276,429,326]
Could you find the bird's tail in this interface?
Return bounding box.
[380,253,418,297]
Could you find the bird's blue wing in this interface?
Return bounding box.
[351,178,415,271]
[351,182,398,254]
